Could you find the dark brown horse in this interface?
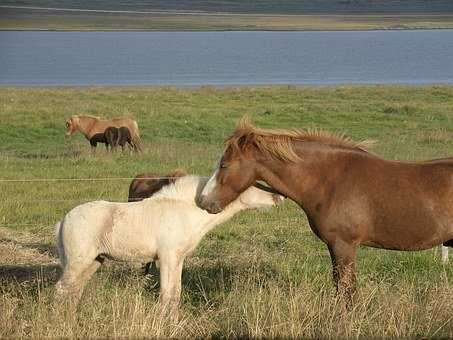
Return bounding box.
[105,126,133,152]
[198,117,453,302]
[128,169,187,202]
[65,115,142,152]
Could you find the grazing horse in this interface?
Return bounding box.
[104,126,133,152]
[198,117,453,303]
[55,176,283,315]
[65,115,142,152]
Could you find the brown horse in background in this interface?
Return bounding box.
[65,115,142,152]
[128,169,187,202]
[198,117,453,303]
[104,126,133,152]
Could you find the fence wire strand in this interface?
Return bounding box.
[0,176,208,183]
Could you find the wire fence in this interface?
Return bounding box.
[0,176,207,183]
[0,175,213,229]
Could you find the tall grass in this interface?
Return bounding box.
[0,86,452,337]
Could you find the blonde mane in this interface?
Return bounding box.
[143,176,208,206]
[225,117,375,163]
[74,114,101,120]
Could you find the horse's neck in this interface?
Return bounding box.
[257,143,352,212]
[195,200,244,240]
[77,117,98,139]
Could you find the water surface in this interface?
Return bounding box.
[1,30,452,86]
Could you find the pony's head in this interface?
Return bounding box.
[65,116,79,137]
[238,183,284,210]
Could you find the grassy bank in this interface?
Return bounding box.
[0,85,452,337]
[2,7,453,30]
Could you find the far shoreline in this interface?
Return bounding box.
[2,7,453,31]
[2,27,453,32]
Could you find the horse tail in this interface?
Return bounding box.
[130,120,143,153]
[55,220,66,269]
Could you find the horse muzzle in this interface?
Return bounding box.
[197,195,223,214]
[272,194,285,205]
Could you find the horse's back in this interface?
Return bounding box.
[63,201,114,232]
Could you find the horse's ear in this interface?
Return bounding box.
[236,133,255,152]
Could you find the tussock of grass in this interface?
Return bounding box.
[1,86,453,337]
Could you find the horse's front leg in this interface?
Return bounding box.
[89,139,97,154]
[158,253,184,320]
[327,238,357,307]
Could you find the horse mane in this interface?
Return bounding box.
[225,117,375,163]
[143,176,208,206]
[74,114,101,120]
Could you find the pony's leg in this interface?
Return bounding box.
[158,254,184,319]
[328,239,357,306]
[55,258,102,305]
[441,245,449,264]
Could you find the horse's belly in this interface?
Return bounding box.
[364,225,446,251]
[105,228,157,262]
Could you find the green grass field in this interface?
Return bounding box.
[0,85,452,337]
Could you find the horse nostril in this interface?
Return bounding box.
[208,201,222,214]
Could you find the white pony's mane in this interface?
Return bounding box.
[143,175,208,206]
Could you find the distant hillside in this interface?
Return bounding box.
[2,0,453,13]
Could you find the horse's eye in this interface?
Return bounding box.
[65,122,69,128]
[220,163,228,169]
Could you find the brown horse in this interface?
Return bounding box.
[65,115,142,152]
[128,169,187,202]
[104,126,133,152]
[198,117,453,302]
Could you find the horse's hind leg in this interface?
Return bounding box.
[55,258,103,305]
[441,246,449,264]
[328,239,357,307]
[442,239,452,264]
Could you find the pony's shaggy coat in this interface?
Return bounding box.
[55,176,282,313]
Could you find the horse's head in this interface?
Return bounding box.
[65,116,79,137]
[198,132,259,214]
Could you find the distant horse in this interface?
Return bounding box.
[198,117,453,303]
[65,115,142,153]
[128,169,187,202]
[55,176,283,315]
[104,126,133,152]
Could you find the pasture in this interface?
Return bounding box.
[0,85,452,337]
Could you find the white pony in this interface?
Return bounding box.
[441,245,449,264]
[55,176,283,312]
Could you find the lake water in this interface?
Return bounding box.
[1,30,453,86]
